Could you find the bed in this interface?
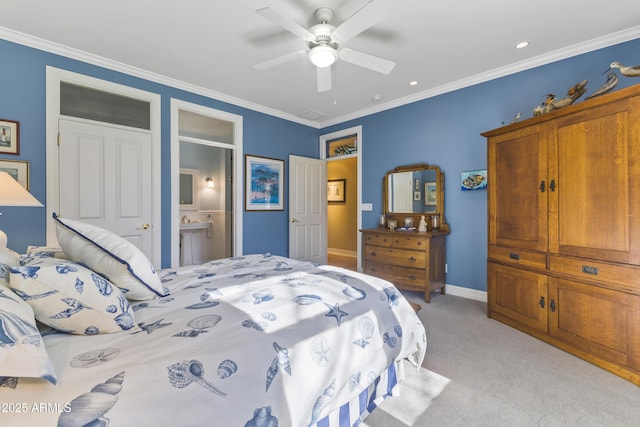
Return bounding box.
[0,215,426,427]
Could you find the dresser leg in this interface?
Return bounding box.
[440,285,446,295]
[424,291,431,303]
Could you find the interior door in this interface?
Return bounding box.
[288,155,327,263]
[58,119,153,258]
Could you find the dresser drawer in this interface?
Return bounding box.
[549,255,640,295]
[364,262,426,291]
[489,246,547,269]
[391,235,427,250]
[364,245,426,268]
[363,233,392,247]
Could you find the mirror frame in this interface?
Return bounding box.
[179,168,199,211]
[382,163,449,232]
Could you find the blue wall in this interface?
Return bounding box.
[1,35,639,292]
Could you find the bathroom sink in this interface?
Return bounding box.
[180,221,211,230]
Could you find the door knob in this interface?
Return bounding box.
[290,218,299,223]
[137,223,151,230]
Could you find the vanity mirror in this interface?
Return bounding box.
[383,163,449,232]
[179,168,198,210]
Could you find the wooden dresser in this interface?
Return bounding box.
[361,229,447,302]
[483,83,640,386]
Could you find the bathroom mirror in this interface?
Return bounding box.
[179,168,198,210]
[383,163,448,232]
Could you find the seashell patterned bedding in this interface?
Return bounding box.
[0,254,426,427]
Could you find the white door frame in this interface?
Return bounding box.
[319,125,363,271]
[170,99,243,267]
[45,67,162,266]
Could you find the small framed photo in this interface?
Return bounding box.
[0,119,19,155]
[327,179,346,203]
[425,182,437,205]
[245,155,284,211]
[414,191,421,201]
[0,159,30,190]
[461,169,487,191]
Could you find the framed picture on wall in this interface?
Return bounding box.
[424,182,437,205]
[0,159,30,190]
[245,155,284,211]
[0,119,19,155]
[327,179,346,203]
[460,169,487,191]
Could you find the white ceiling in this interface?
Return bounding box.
[2,0,640,127]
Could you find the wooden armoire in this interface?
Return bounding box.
[483,83,640,386]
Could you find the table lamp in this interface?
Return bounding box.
[0,170,43,247]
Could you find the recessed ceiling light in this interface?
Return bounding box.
[515,41,529,49]
[409,81,418,86]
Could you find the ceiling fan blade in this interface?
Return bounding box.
[254,50,307,70]
[317,66,332,92]
[331,1,385,43]
[339,48,395,74]
[256,7,316,42]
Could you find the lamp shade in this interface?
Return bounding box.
[0,171,43,207]
[308,45,337,68]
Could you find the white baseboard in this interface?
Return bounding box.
[445,283,487,302]
[328,248,357,257]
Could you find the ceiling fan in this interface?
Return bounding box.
[254,1,396,92]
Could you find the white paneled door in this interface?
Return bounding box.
[58,119,153,258]
[288,155,327,263]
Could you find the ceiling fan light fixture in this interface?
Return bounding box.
[309,45,337,68]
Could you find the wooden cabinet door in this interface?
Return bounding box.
[487,262,548,334]
[488,126,548,252]
[549,97,640,265]
[548,277,640,371]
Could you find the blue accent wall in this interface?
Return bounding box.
[1,35,638,292]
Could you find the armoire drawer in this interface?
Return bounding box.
[489,246,547,270]
[549,255,640,295]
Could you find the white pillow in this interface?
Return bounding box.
[9,257,137,335]
[53,213,166,300]
[0,265,57,384]
[0,245,20,267]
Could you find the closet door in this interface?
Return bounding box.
[488,126,548,253]
[549,97,640,265]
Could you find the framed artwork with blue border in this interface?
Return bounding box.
[461,169,487,191]
[245,154,284,211]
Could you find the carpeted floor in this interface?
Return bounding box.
[365,292,640,427]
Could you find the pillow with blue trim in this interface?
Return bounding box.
[53,213,166,300]
[0,264,57,385]
[9,257,137,335]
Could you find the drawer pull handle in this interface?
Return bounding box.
[550,299,556,312]
[509,253,520,260]
[408,274,417,280]
[370,251,377,257]
[539,296,545,309]
[582,265,599,275]
[408,256,417,262]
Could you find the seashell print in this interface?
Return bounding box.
[383,332,397,348]
[167,359,226,397]
[11,288,58,301]
[70,347,121,368]
[217,359,238,379]
[252,289,274,304]
[84,326,99,335]
[187,314,221,330]
[74,277,84,294]
[106,304,117,313]
[173,329,208,338]
[159,297,175,304]
[383,287,400,308]
[348,372,361,391]
[9,265,40,279]
[352,338,369,349]
[55,264,78,275]
[309,336,332,367]
[183,284,204,290]
[242,319,266,331]
[58,371,125,427]
[309,379,336,425]
[394,325,403,337]
[91,273,113,296]
[186,301,220,309]
[261,312,277,321]
[358,317,375,339]
[197,272,216,280]
[343,285,366,300]
[265,342,291,391]
[51,298,88,319]
[244,406,278,427]
[324,302,349,326]
[0,376,18,389]
[292,294,322,305]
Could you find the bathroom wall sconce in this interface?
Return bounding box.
[205,177,214,188]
